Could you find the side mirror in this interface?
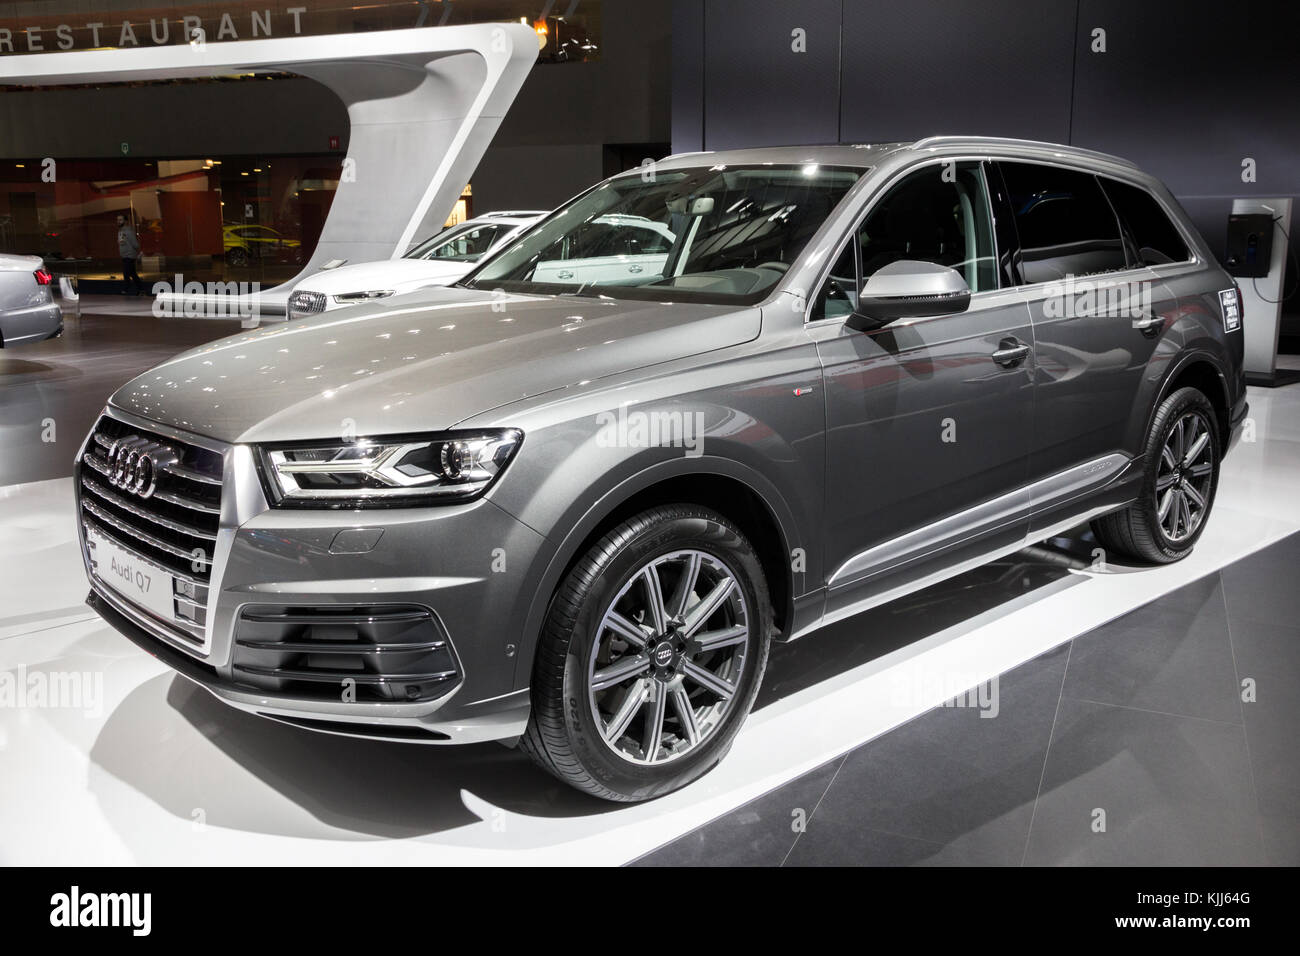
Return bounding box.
[847,260,971,331]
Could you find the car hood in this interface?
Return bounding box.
[294,257,471,295]
[110,286,759,444]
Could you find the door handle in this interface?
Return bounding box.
[991,339,1031,368]
[1133,312,1164,336]
[556,270,574,280]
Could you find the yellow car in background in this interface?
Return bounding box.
[222,224,302,268]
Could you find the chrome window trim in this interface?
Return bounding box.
[800,151,1208,329]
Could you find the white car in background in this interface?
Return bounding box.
[531,214,675,286]
[287,211,546,319]
[0,254,62,348]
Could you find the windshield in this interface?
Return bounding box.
[406,221,511,262]
[462,164,863,305]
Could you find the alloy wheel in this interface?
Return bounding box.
[588,549,750,765]
[1155,411,1214,543]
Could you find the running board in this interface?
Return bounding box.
[827,454,1130,589]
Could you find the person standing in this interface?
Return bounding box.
[117,213,143,295]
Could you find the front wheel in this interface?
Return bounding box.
[520,505,773,802]
[1092,386,1221,564]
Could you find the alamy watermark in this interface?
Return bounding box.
[152,275,262,326]
[49,886,151,936]
[1042,274,1153,323]
[0,666,103,718]
[890,671,1000,718]
[596,403,705,457]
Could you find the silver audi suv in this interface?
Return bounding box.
[76,137,1247,801]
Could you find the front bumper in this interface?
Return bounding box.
[77,407,543,745]
[89,589,529,744]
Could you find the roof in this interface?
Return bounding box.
[653,143,904,171]
[652,136,1139,173]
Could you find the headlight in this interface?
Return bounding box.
[333,290,395,304]
[261,430,522,507]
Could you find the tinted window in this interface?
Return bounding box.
[858,161,997,293]
[1000,163,1128,282]
[1100,178,1191,265]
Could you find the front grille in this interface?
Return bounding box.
[231,605,460,702]
[288,290,327,316]
[78,415,224,647]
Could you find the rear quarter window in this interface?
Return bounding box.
[1098,178,1192,266]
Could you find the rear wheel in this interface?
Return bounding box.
[1092,386,1220,564]
[521,505,773,802]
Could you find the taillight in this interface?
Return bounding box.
[34,269,53,286]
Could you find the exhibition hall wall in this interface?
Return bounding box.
[671,0,1300,265]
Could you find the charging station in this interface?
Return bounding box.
[1227,198,1294,386]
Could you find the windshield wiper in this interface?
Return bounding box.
[558,283,601,298]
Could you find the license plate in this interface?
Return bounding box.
[88,529,176,622]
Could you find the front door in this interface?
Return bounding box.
[805,161,1035,605]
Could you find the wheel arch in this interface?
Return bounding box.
[510,459,798,691]
[1149,351,1232,448]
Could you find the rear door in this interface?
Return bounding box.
[995,160,1176,489]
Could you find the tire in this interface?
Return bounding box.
[1091,386,1221,564]
[227,247,249,268]
[520,504,774,802]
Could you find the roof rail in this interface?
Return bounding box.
[908,135,1139,169]
[479,209,548,218]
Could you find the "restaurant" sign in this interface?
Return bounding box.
[0,7,309,54]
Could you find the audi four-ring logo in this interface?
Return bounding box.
[106,437,177,499]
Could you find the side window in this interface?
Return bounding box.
[432,225,502,258]
[857,162,997,293]
[809,239,858,321]
[562,222,622,259]
[1099,178,1191,266]
[631,225,673,255]
[462,225,502,256]
[999,162,1129,282]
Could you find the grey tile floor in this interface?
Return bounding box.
[636,533,1300,866]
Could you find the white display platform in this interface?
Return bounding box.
[0,386,1296,865]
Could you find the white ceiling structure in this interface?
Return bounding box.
[0,22,539,316]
